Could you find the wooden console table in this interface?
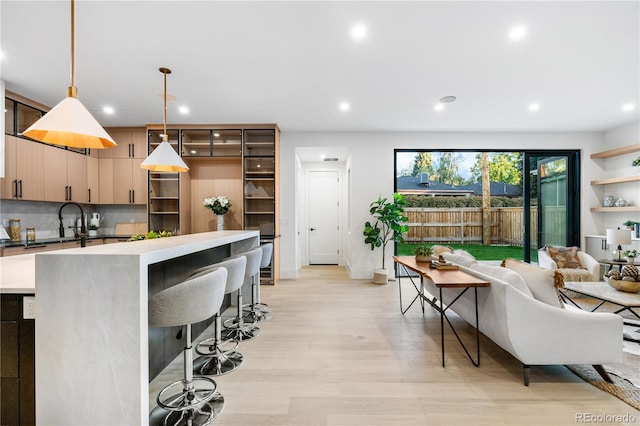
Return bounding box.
[393,256,490,367]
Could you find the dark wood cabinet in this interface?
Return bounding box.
[1,294,35,425]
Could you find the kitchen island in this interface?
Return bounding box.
[33,230,259,425]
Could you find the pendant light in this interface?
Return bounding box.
[140,68,189,172]
[23,0,116,149]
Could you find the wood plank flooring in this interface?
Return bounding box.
[149,266,639,425]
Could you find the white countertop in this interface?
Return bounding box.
[0,230,259,295]
[0,253,36,294]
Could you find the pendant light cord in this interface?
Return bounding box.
[68,0,77,97]
[159,67,172,142]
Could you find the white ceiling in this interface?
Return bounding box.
[1,1,639,134]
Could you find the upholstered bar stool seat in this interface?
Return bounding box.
[189,256,247,376]
[148,267,228,426]
[223,246,262,341]
[243,242,273,322]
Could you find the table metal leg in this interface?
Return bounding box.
[438,287,481,367]
[397,264,425,315]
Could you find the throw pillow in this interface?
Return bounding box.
[432,245,454,256]
[501,258,565,308]
[545,246,582,269]
[443,252,477,268]
[470,263,533,297]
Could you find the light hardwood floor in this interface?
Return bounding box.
[150,266,639,425]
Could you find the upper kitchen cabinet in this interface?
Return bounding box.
[149,129,180,155]
[100,128,147,159]
[181,129,242,158]
[0,136,45,201]
[43,145,88,203]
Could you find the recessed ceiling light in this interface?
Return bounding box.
[528,103,540,112]
[440,96,457,103]
[434,103,445,112]
[351,24,367,40]
[508,26,527,41]
[179,106,189,114]
[622,103,635,112]
[103,106,114,114]
[213,133,220,137]
[190,150,197,154]
[339,102,350,112]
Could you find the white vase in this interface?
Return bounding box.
[216,214,224,231]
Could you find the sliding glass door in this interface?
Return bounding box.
[523,152,580,263]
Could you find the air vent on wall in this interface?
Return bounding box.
[323,157,339,162]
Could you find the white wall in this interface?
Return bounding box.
[280,130,608,280]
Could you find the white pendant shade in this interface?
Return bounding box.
[23,96,116,149]
[0,226,10,240]
[140,141,189,172]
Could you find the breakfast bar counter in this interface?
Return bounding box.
[33,230,259,425]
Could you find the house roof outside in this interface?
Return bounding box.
[397,175,522,197]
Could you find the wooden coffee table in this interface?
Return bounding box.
[561,281,640,343]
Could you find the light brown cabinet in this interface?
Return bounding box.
[87,156,99,204]
[100,128,147,159]
[113,159,148,205]
[43,146,88,203]
[0,135,44,201]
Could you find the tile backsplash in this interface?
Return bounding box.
[0,199,147,240]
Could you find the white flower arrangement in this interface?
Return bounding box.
[204,196,231,215]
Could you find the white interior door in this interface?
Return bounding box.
[309,170,339,264]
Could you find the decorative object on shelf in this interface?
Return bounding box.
[204,196,232,231]
[363,193,410,284]
[22,0,115,149]
[140,67,189,172]
[606,228,632,261]
[603,195,615,207]
[624,249,638,263]
[414,244,434,263]
[614,197,628,207]
[632,156,640,167]
[26,227,36,243]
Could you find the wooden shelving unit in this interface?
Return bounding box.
[590,143,640,213]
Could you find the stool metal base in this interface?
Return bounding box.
[243,303,272,322]
[149,392,224,426]
[193,341,243,376]
[222,323,260,341]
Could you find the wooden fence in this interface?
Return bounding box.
[404,207,543,247]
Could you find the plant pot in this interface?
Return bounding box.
[415,255,434,263]
[88,230,98,237]
[373,268,388,284]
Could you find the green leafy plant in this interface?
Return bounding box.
[363,193,410,269]
[129,230,173,241]
[87,224,99,231]
[632,157,640,167]
[623,220,638,228]
[414,244,434,257]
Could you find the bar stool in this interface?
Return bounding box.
[223,246,262,341]
[149,267,228,426]
[189,256,247,376]
[243,242,273,322]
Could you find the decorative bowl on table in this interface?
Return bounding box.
[604,276,640,293]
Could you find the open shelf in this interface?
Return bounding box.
[590,175,640,185]
[590,206,640,212]
[590,143,640,159]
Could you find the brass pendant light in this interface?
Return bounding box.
[23,0,116,149]
[140,68,189,172]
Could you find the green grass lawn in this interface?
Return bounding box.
[397,243,537,262]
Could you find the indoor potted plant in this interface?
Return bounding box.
[87,224,99,237]
[363,193,409,284]
[414,244,434,263]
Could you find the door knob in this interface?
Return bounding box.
[310,228,316,231]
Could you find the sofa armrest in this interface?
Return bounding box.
[505,286,623,365]
[577,251,601,281]
[537,249,558,270]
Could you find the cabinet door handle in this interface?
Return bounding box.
[131,190,135,204]
[130,143,134,158]
[602,238,607,251]
[88,188,92,203]
[64,185,68,201]
[69,186,72,201]
[12,179,17,198]
[18,180,23,198]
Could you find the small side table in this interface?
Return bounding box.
[598,259,639,274]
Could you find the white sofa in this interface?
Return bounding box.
[427,253,623,385]
[537,247,600,282]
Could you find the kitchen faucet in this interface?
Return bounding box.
[58,202,87,248]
